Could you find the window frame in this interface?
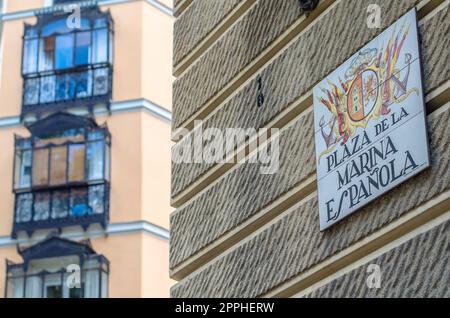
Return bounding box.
[14,127,111,192]
[5,239,110,299]
[21,5,114,116]
[12,114,112,238]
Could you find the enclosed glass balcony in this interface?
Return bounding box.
[12,113,111,237]
[21,5,114,117]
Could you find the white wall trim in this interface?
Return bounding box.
[0,0,173,21]
[0,115,20,128]
[111,98,172,122]
[0,220,170,247]
[0,98,172,128]
[145,0,172,16]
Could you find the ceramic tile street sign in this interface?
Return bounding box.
[313,9,430,231]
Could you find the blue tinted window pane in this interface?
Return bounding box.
[24,27,37,39]
[24,79,39,105]
[40,75,56,103]
[42,19,69,37]
[56,74,76,101]
[55,34,74,69]
[75,32,91,66]
[94,18,107,28]
[42,18,90,37]
[75,71,92,98]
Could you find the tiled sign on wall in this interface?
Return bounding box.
[313,9,430,231]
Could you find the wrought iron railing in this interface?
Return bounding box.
[22,64,112,117]
[13,182,110,238]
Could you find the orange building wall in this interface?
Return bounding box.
[0,0,173,298]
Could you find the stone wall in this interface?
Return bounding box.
[171,0,450,298]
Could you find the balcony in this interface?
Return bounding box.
[6,236,110,298]
[13,113,111,237]
[22,64,112,116]
[14,184,109,238]
[21,4,114,118]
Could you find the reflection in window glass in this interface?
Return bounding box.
[75,71,92,98]
[52,190,69,219]
[56,74,75,101]
[24,79,40,105]
[33,148,49,186]
[87,141,104,180]
[39,37,55,72]
[89,185,104,215]
[50,146,67,185]
[42,19,70,37]
[16,194,33,223]
[68,144,85,182]
[92,29,107,63]
[23,39,38,74]
[70,188,90,217]
[55,34,74,69]
[33,192,50,221]
[75,32,91,66]
[21,15,112,109]
[40,75,56,104]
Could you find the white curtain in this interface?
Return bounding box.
[38,38,54,72]
[87,141,104,180]
[92,29,108,64]
[12,278,24,298]
[6,267,25,298]
[83,258,100,298]
[23,39,38,74]
[25,276,43,298]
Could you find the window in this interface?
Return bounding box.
[14,139,32,189]
[14,127,110,190]
[24,17,109,74]
[15,184,108,225]
[6,237,109,298]
[12,113,111,237]
[21,5,113,113]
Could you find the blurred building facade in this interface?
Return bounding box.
[0,0,174,298]
[170,0,449,297]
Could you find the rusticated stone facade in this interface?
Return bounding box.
[171,0,450,298]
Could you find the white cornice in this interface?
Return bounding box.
[111,98,172,122]
[0,220,170,247]
[0,0,173,21]
[0,98,172,128]
[0,115,20,128]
